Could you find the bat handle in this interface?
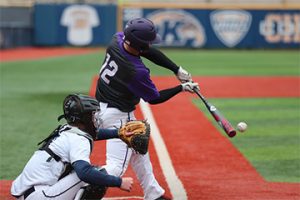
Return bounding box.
[193,88,204,101]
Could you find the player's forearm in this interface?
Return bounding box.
[73,160,122,187]
[96,129,119,140]
[141,47,179,74]
[148,85,182,104]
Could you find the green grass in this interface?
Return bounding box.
[193,98,300,182]
[145,49,300,76]
[1,49,299,181]
[0,53,103,179]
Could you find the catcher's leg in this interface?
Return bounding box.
[130,152,165,200]
[26,171,85,200]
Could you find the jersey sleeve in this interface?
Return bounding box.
[127,68,160,102]
[141,47,179,74]
[69,135,91,164]
[96,129,119,140]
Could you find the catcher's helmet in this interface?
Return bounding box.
[124,18,161,52]
[58,94,99,124]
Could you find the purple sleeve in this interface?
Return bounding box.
[127,68,160,102]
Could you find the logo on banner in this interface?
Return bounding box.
[259,13,300,44]
[147,10,206,47]
[61,5,100,46]
[210,10,252,47]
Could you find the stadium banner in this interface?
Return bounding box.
[122,8,300,49]
[34,4,117,46]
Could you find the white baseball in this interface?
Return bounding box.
[237,122,247,132]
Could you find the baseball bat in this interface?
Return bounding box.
[194,89,236,138]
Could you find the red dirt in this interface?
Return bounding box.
[90,76,300,99]
[0,47,100,62]
[149,89,300,199]
[89,76,300,199]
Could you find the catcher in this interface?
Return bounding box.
[11,94,149,200]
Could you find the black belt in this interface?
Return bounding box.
[23,186,35,199]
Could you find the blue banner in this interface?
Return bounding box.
[34,4,117,46]
[122,8,300,49]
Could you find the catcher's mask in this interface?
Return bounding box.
[58,94,100,126]
[124,17,161,53]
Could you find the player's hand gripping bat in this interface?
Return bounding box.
[193,89,236,138]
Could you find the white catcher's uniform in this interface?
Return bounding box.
[11,125,92,200]
[99,102,164,200]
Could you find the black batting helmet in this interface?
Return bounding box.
[124,18,161,52]
[58,94,99,124]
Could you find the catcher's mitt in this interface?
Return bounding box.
[118,120,150,155]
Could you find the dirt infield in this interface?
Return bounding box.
[87,76,300,199]
[147,80,300,199]
[1,48,299,199]
[90,76,300,99]
[0,47,100,62]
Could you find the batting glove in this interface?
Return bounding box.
[176,66,192,83]
[181,81,199,93]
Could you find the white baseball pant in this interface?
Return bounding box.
[22,172,85,200]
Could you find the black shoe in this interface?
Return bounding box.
[155,195,172,200]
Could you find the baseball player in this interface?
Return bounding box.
[95,18,199,200]
[11,94,134,200]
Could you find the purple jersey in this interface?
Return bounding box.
[95,32,159,112]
